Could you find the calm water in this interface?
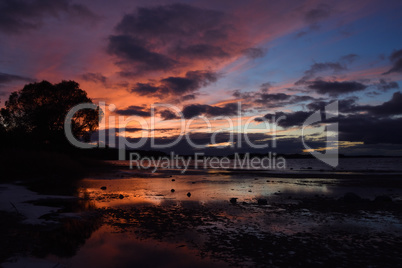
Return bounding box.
[111,157,402,173]
[64,166,402,267]
[285,157,402,171]
[5,158,402,267]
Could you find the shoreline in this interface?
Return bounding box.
[1,159,402,267]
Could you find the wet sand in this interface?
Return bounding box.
[2,167,402,267]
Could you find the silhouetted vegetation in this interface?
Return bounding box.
[0,80,106,183]
[0,80,101,150]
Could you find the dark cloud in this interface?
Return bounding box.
[375,79,399,91]
[389,49,402,62]
[161,71,217,95]
[108,3,257,76]
[158,109,179,120]
[182,103,238,118]
[115,105,150,117]
[116,127,143,133]
[306,97,360,113]
[307,80,367,96]
[257,92,402,145]
[307,92,402,116]
[131,83,160,95]
[294,56,374,97]
[255,111,312,128]
[260,82,273,92]
[365,91,402,116]
[296,112,402,145]
[81,73,107,84]
[295,62,346,85]
[102,127,176,134]
[115,4,225,38]
[0,72,33,84]
[365,91,381,97]
[255,93,291,103]
[107,4,229,74]
[234,88,318,108]
[242,47,266,59]
[296,4,332,37]
[117,131,307,156]
[0,0,98,34]
[383,49,402,75]
[232,89,244,99]
[130,71,218,100]
[106,124,402,155]
[337,114,402,145]
[175,44,229,59]
[107,35,176,72]
[181,94,197,102]
[93,120,402,156]
[257,113,402,146]
[91,127,178,145]
[295,53,359,86]
[304,4,332,24]
[339,54,359,64]
[67,3,99,21]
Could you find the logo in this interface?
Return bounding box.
[63,101,339,169]
[302,101,338,167]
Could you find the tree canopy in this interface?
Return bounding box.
[0,80,101,148]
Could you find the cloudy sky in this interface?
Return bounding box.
[1,0,402,155]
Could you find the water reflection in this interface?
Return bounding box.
[1,197,102,267]
[77,175,333,208]
[5,171,402,267]
[48,224,227,268]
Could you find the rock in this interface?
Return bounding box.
[187,192,191,197]
[374,195,392,202]
[100,186,107,190]
[171,189,175,193]
[343,192,361,203]
[230,198,238,204]
[172,179,175,182]
[257,199,268,205]
[119,194,124,199]
[307,167,312,170]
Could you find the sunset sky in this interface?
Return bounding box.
[1,0,402,155]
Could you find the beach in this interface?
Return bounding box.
[1,158,402,267]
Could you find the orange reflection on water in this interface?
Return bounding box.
[49,224,228,268]
[77,174,333,208]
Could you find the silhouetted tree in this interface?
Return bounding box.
[0,114,5,134]
[0,80,101,148]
